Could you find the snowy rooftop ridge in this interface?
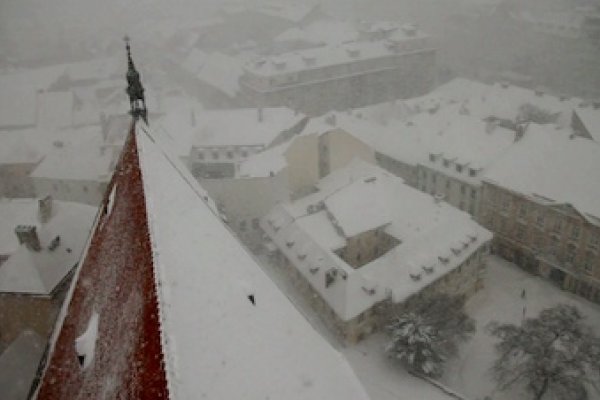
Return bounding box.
[135,122,371,399]
[483,124,600,221]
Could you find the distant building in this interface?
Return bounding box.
[480,125,600,304]
[188,107,306,179]
[211,119,376,246]
[240,26,437,115]
[0,197,96,348]
[0,129,45,198]
[30,126,116,206]
[262,161,491,343]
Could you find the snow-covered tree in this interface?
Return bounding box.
[385,312,445,376]
[489,304,600,400]
[385,294,475,377]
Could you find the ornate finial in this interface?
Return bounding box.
[124,35,147,123]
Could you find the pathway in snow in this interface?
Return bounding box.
[443,255,600,400]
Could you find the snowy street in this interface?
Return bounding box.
[443,255,600,400]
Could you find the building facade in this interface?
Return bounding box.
[240,28,436,115]
[481,182,600,303]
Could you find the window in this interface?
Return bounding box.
[516,225,526,240]
[429,153,436,162]
[443,159,450,168]
[446,180,451,189]
[588,233,599,250]
[501,197,509,213]
[252,218,260,230]
[431,174,436,183]
[552,219,562,232]
[227,151,234,159]
[536,213,545,228]
[469,168,477,177]
[470,188,476,199]
[583,253,594,274]
[518,204,527,219]
[83,186,88,193]
[571,225,580,240]
[469,203,475,215]
[241,150,248,157]
[456,164,463,173]
[212,151,219,160]
[198,152,204,160]
[566,243,577,263]
[460,185,466,195]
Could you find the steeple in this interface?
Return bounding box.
[124,35,148,123]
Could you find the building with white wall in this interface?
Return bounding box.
[262,161,491,342]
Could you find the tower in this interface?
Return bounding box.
[124,36,147,123]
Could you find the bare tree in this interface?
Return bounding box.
[488,304,600,400]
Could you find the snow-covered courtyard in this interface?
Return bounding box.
[443,255,600,400]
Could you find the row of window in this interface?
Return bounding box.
[492,199,599,248]
[197,147,257,161]
[428,154,479,177]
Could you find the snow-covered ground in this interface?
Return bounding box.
[253,247,457,400]
[443,255,600,400]
[253,240,600,400]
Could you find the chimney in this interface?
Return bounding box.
[325,113,337,126]
[258,107,264,123]
[15,225,41,251]
[38,195,53,223]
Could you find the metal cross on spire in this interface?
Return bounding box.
[124,35,148,123]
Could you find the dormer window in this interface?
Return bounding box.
[469,168,477,177]
[75,312,99,370]
[456,164,463,173]
[429,153,436,162]
[443,159,450,168]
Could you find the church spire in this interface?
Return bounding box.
[124,35,148,123]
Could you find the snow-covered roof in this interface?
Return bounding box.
[484,124,600,220]
[0,198,96,295]
[275,20,359,45]
[238,140,290,177]
[263,160,491,320]
[193,107,304,147]
[30,126,114,181]
[305,105,516,175]
[195,52,244,98]
[573,107,600,142]
[61,57,119,83]
[0,80,37,129]
[0,330,46,400]
[36,91,73,128]
[135,123,370,399]
[0,129,45,165]
[153,97,204,158]
[245,35,432,77]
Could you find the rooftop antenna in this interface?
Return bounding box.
[124,35,148,124]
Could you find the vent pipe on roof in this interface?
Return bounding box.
[39,195,53,223]
[15,225,41,252]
